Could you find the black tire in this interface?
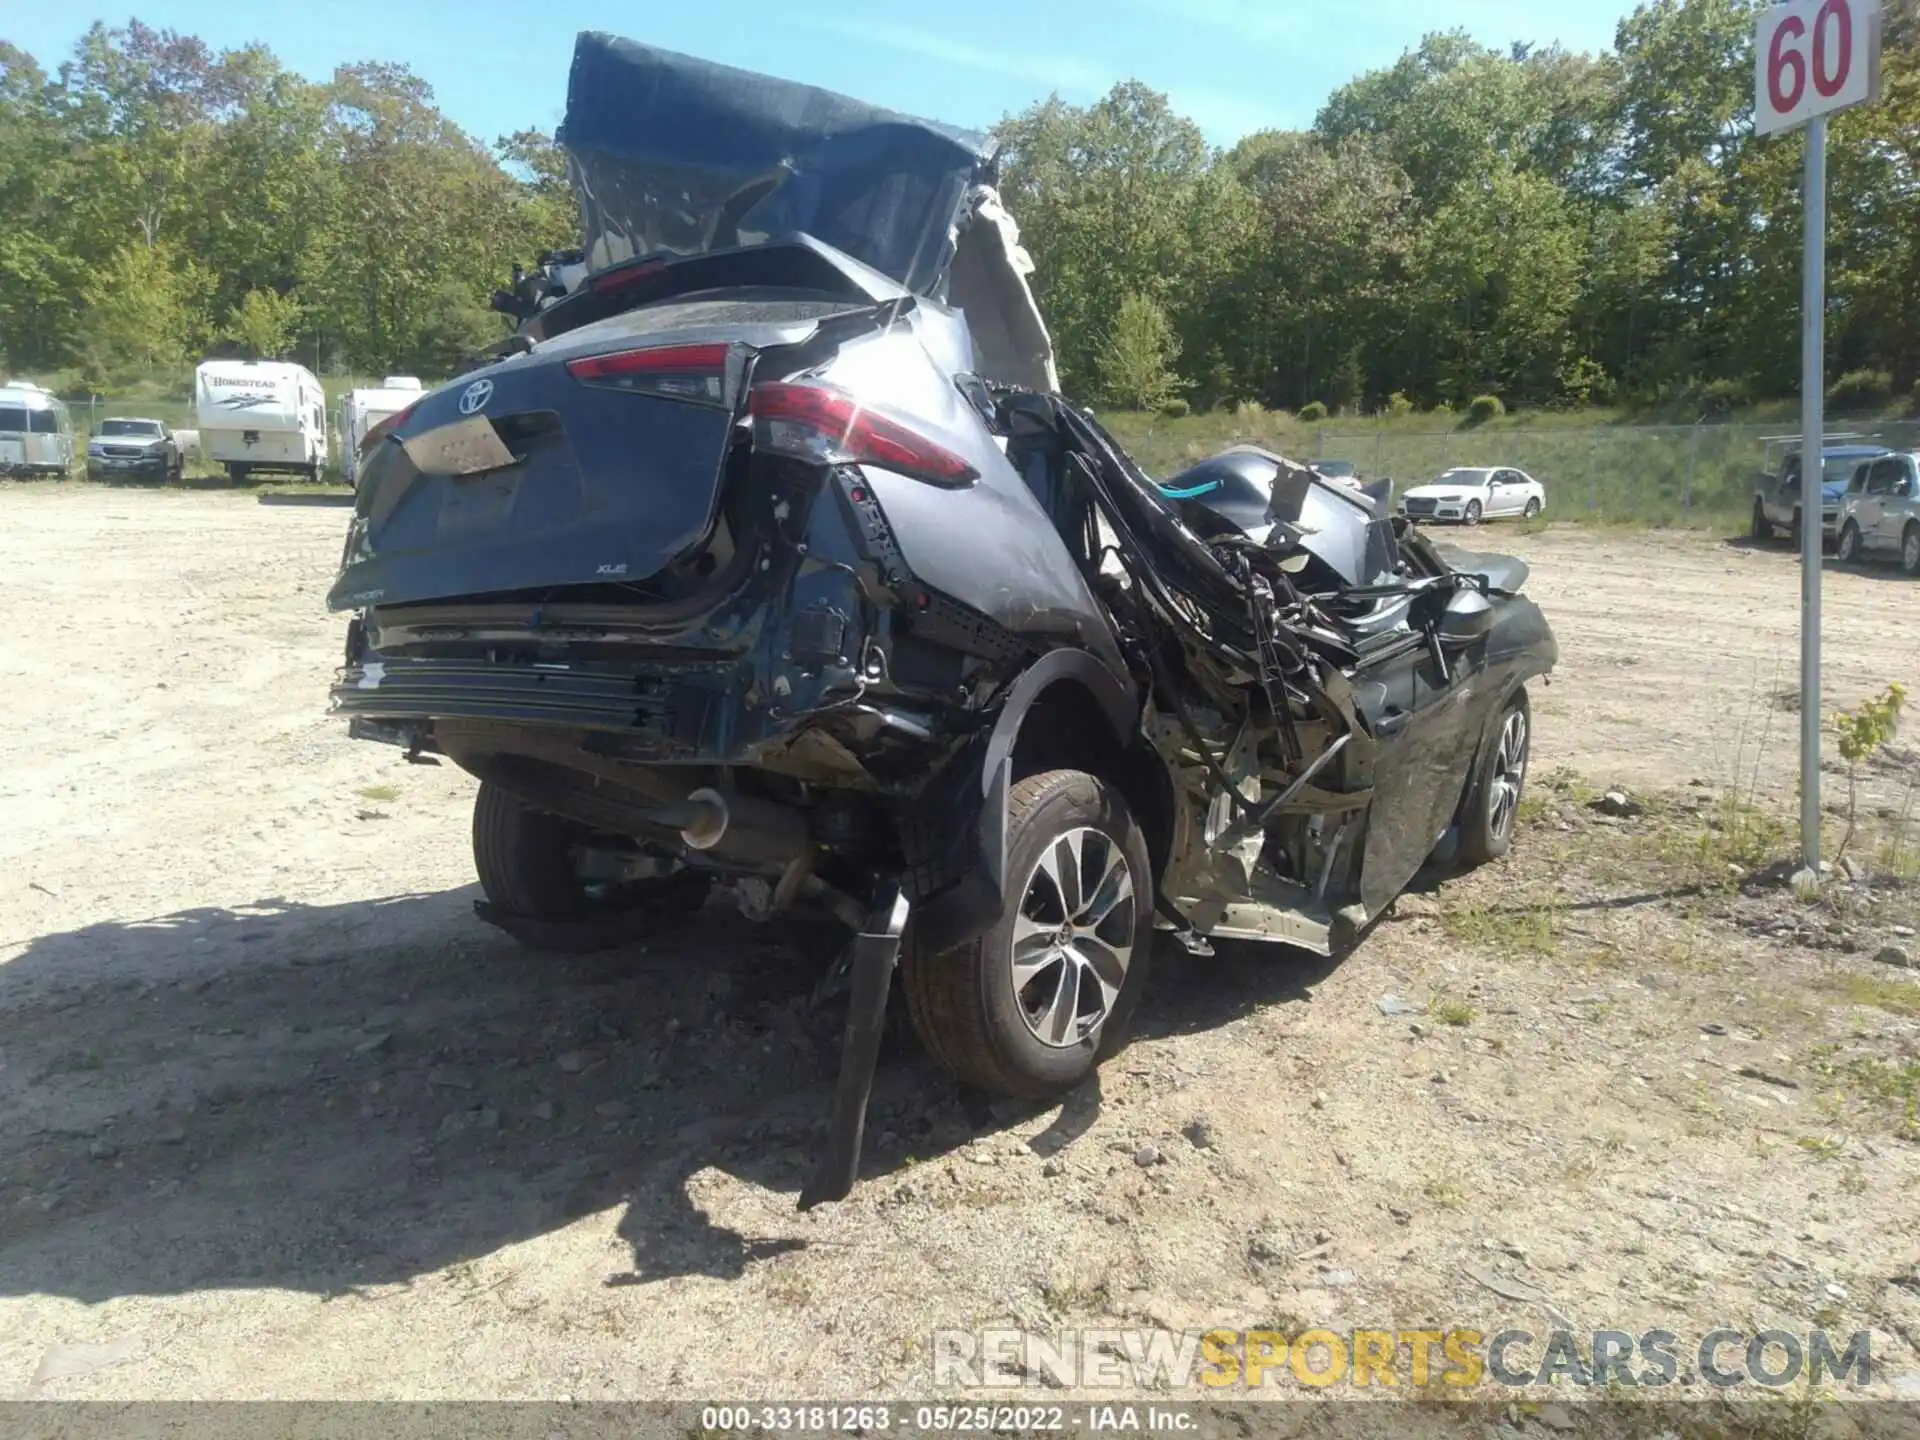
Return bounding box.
[901,769,1153,1100]
[226,463,250,484]
[1751,499,1773,542]
[1523,497,1542,520]
[1789,509,1804,548]
[472,781,712,932]
[473,782,594,920]
[1837,521,1863,565]
[1903,524,1920,578]
[1456,690,1531,869]
[1464,500,1483,526]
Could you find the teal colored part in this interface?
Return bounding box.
[1156,480,1221,500]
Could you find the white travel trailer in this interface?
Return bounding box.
[0,380,76,477]
[193,359,329,482]
[338,376,424,488]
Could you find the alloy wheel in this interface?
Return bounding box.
[1009,826,1138,1049]
[1486,706,1529,842]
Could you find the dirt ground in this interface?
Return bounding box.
[2,486,1918,1410]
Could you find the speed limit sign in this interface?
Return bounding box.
[1755,0,1882,134]
[1754,0,1881,878]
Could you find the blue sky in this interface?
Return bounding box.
[6,0,1635,145]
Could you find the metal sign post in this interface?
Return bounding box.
[1799,115,1825,873]
[1753,0,1882,875]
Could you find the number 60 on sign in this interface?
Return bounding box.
[1755,0,1883,135]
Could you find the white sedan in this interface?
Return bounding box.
[1398,467,1546,525]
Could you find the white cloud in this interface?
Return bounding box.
[818,18,1111,97]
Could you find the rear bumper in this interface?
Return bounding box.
[331,654,742,760]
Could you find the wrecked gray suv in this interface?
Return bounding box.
[327,33,1559,1207]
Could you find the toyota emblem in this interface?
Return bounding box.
[458,378,494,416]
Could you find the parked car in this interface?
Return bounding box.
[85,417,183,483]
[325,31,1560,1209]
[1399,467,1545,525]
[1751,442,1887,546]
[1310,458,1366,492]
[1835,451,1920,575]
[0,381,76,477]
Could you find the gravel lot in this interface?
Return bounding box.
[2,486,1917,1406]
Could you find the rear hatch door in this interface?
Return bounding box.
[327,297,855,611]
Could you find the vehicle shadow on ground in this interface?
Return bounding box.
[0,889,1342,1303]
[1722,533,1916,578]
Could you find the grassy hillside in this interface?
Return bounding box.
[1100,403,1920,528]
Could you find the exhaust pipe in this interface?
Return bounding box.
[642,787,810,866]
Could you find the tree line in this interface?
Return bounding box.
[1,4,1915,412]
[0,22,573,386]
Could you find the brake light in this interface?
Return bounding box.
[588,258,668,295]
[565,343,731,406]
[747,382,976,486]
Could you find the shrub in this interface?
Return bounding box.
[1386,391,1415,417]
[1556,356,1613,408]
[1233,398,1266,419]
[1827,369,1893,412]
[1097,293,1185,411]
[1159,397,1191,418]
[1836,683,1907,858]
[1698,376,1750,413]
[1299,400,1328,422]
[1431,400,1455,417]
[1467,394,1505,425]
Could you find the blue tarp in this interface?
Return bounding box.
[559,32,989,295]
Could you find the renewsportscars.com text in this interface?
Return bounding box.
[931,1327,1876,1391]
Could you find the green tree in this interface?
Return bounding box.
[1098,292,1184,409]
[226,287,303,359]
[1413,164,1583,400]
[77,241,202,383]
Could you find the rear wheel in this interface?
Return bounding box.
[1464,500,1483,526]
[472,781,709,930]
[1751,499,1773,542]
[1456,691,1530,868]
[1790,509,1804,548]
[901,769,1152,1099]
[1903,524,1920,578]
[1837,520,1864,565]
[1523,497,1542,520]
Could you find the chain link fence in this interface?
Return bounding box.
[1307,420,1920,524]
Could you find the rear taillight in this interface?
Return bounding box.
[565,343,732,406]
[588,258,668,295]
[747,382,976,487]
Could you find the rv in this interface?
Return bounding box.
[338,376,424,488]
[193,359,329,482]
[0,381,76,477]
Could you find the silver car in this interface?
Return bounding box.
[1836,451,1920,575]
